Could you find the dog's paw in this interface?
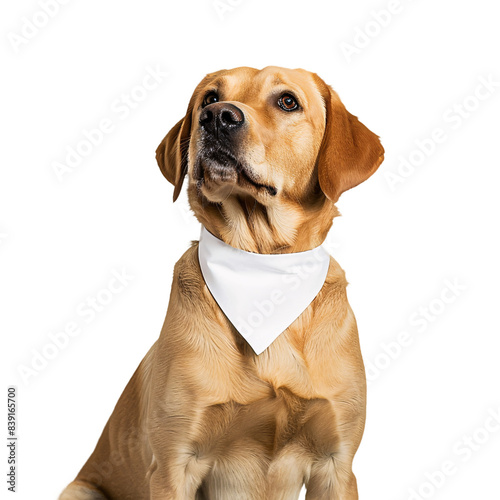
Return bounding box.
[58,480,107,500]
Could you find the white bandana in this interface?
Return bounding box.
[198,226,330,355]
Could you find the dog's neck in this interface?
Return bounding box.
[188,188,338,254]
[197,225,331,353]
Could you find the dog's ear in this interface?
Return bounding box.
[155,110,193,202]
[156,73,221,202]
[313,75,384,203]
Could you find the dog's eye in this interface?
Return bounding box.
[278,94,299,111]
[202,92,219,107]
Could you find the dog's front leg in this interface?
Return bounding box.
[147,405,212,500]
[305,457,359,500]
[149,462,206,500]
[304,401,364,500]
[147,363,213,499]
[148,422,212,500]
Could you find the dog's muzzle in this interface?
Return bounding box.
[195,102,245,184]
[195,102,277,196]
[199,102,245,137]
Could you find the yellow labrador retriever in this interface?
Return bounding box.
[60,66,384,500]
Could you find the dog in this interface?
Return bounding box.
[59,66,384,500]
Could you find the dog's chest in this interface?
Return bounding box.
[194,385,337,477]
[191,336,339,462]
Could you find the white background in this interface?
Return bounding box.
[2,0,500,499]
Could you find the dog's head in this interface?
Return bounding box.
[156,66,384,253]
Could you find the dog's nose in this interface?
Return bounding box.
[199,103,245,134]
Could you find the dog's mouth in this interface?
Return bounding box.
[193,148,277,197]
